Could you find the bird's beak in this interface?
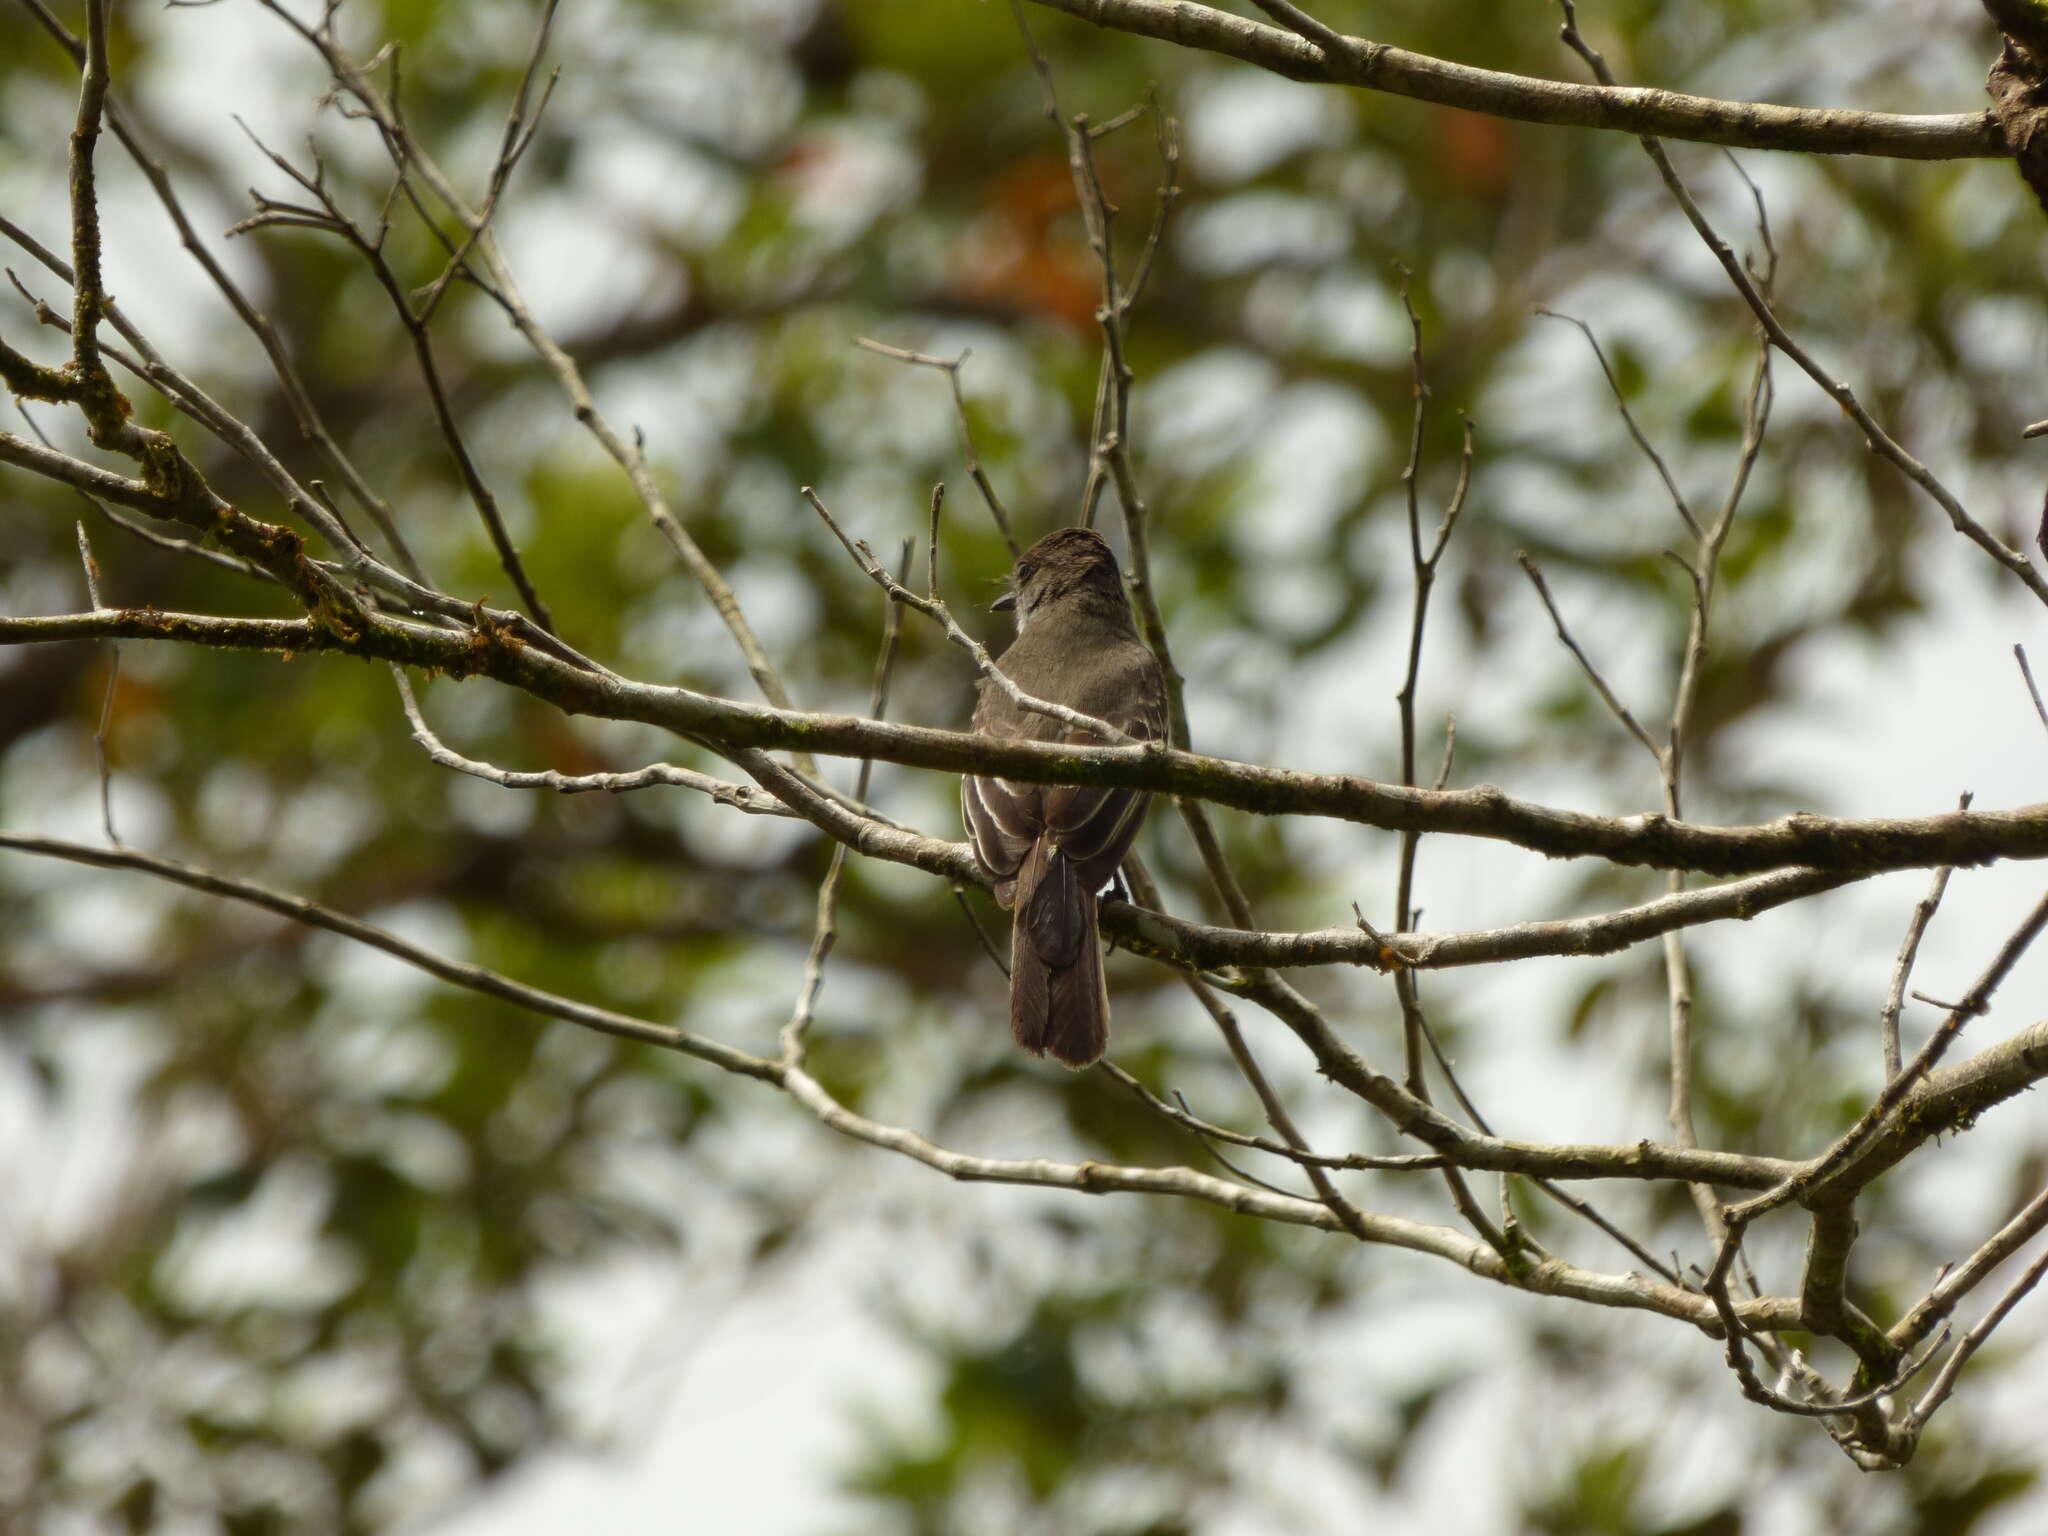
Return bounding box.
[991,590,1016,612]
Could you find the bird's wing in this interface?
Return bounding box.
[1040,655,1167,878]
[962,768,1036,903]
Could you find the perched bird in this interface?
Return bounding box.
[962,528,1167,1068]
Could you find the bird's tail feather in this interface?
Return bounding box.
[1009,845,1109,1069]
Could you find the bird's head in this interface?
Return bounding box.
[992,527,1126,627]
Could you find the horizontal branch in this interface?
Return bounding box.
[0,608,347,653]
[1024,0,2003,161]
[1116,865,1856,970]
[392,666,801,817]
[0,429,601,674]
[5,592,2048,880]
[0,614,1859,974]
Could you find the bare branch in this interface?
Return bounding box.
[393,670,797,817]
[952,882,1011,976]
[1879,795,1969,1080]
[413,0,562,322]
[0,830,1818,1332]
[1537,307,1700,539]
[782,543,912,1065]
[0,832,775,1076]
[851,338,1021,556]
[1113,864,1856,972]
[252,0,805,725]
[1892,1183,2048,1353]
[2017,643,2048,737]
[1021,0,2000,160]
[65,0,114,394]
[1098,1062,1448,1172]
[1516,552,1662,761]
[1697,895,2048,1428]
[1123,855,1379,1239]
[14,0,424,578]
[230,121,555,632]
[1903,1244,2048,1439]
[1659,313,1774,1247]
[1122,92,1179,310]
[0,608,341,653]
[1729,884,2048,1225]
[71,521,120,846]
[6,523,2048,875]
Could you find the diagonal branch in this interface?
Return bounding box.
[0,830,1810,1330]
[14,0,424,579]
[0,832,775,1077]
[229,125,555,632]
[851,339,1021,556]
[1516,552,1663,762]
[252,0,805,724]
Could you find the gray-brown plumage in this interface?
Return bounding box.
[962,528,1167,1068]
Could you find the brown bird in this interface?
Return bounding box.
[962,528,1167,1068]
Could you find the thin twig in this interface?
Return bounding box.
[72,521,120,846]
[1373,283,1516,1257]
[1878,793,1969,1080]
[1891,1183,2048,1353]
[1124,857,1379,1240]
[1904,1244,2048,1437]
[952,883,1011,977]
[2016,644,2048,737]
[1517,552,1662,760]
[1697,884,2048,1424]
[1659,322,1774,1253]
[251,0,807,732]
[10,399,261,583]
[1122,92,1180,311]
[1098,1063,1447,1171]
[1556,0,2048,609]
[1536,306,1701,539]
[13,1,425,579]
[852,338,1021,556]
[413,0,561,321]
[801,483,1129,742]
[394,670,800,816]
[781,542,913,1064]
[230,120,555,631]
[0,832,774,1074]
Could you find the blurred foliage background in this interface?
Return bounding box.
[4,0,2048,1531]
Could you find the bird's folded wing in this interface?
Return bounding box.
[1042,692,1165,872]
[962,771,1034,891]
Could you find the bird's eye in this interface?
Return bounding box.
[1016,562,1036,582]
